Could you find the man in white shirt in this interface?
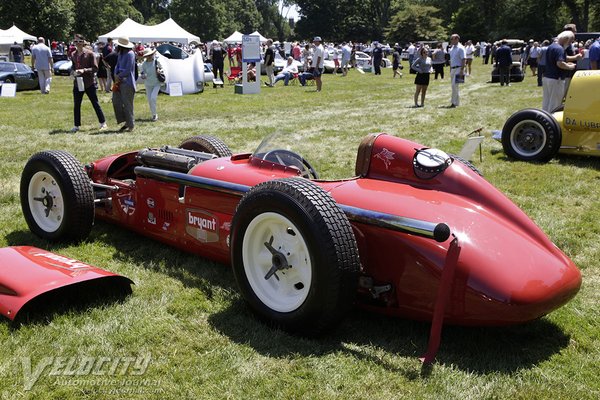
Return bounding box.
[273,57,299,86]
[341,42,351,76]
[311,36,324,92]
[31,37,54,94]
[448,34,466,107]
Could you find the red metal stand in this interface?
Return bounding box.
[420,235,461,364]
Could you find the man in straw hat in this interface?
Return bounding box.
[113,36,137,131]
[69,33,107,132]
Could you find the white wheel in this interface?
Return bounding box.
[21,150,94,242]
[242,212,312,312]
[231,178,360,336]
[27,171,65,233]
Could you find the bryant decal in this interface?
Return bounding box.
[186,209,219,243]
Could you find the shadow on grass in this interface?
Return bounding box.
[490,149,600,170]
[4,226,571,376]
[207,300,571,377]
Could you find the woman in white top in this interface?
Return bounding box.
[411,47,432,107]
[140,48,161,121]
[464,40,475,75]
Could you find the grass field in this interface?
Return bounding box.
[0,59,598,399]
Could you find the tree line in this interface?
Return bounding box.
[0,0,598,45]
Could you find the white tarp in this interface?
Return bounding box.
[223,31,243,44]
[97,18,200,44]
[0,25,37,45]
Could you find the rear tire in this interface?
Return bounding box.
[501,108,561,162]
[179,135,232,157]
[20,151,94,242]
[231,178,360,336]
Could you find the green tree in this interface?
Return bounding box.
[0,0,75,42]
[131,0,170,24]
[73,0,142,41]
[385,4,446,43]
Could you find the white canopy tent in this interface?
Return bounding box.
[250,31,268,43]
[0,25,37,56]
[223,31,243,44]
[97,18,200,44]
[0,25,37,45]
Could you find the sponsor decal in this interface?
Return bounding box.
[147,212,156,225]
[185,209,219,243]
[162,222,170,231]
[565,117,600,129]
[30,251,94,273]
[146,198,155,208]
[374,148,395,169]
[118,195,135,216]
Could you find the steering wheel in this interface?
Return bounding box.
[262,149,319,179]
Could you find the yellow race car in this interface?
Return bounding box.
[496,70,600,161]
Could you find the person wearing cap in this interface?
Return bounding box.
[311,36,324,91]
[69,34,107,132]
[141,48,161,121]
[31,37,53,94]
[113,37,137,132]
[372,41,383,75]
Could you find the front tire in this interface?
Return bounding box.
[20,151,94,242]
[179,135,232,157]
[501,108,561,162]
[231,178,360,336]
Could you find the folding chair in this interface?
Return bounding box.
[227,66,242,84]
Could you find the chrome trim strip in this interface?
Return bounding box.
[134,166,450,242]
[134,166,250,197]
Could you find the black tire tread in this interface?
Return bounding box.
[20,150,94,242]
[501,108,561,162]
[231,177,360,337]
[179,135,232,157]
[449,154,483,177]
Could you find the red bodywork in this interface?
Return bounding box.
[0,246,132,320]
[87,134,581,326]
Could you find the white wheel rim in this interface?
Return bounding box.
[242,212,312,313]
[510,119,547,157]
[28,171,64,233]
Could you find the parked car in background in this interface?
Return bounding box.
[494,70,600,161]
[0,62,39,91]
[147,44,205,94]
[53,60,72,75]
[490,39,525,83]
[354,51,371,68]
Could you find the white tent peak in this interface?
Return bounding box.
[98,18,200,44]
[223,31,243,44]
[0,24,37,44]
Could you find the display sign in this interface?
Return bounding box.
[168,82,183,96]
[242,35,261,63]
[0,83,17,97]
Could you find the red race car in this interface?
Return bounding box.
[20,133,581,361]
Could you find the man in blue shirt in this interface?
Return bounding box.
[112,37,136,131]
[542,31,577,112]
[589,37,600,70]
[495,40,513,86]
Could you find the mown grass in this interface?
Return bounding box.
[0,59,598,399]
